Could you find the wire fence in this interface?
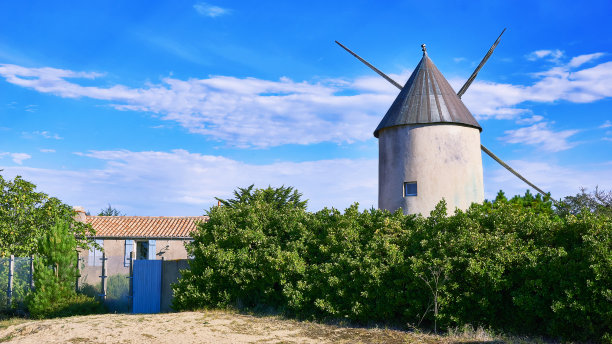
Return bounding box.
[0,253,132,314]
[0,256,33,312]
[78,253,131,313]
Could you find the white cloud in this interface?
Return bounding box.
[0,54,610,146]
[485,159,612,201]
[40,149,56,153]
[0,63,395,148]
[193,2,231,17]
[460,60,612,119]
[1,152,32,164]
[500,122,580,152]
[2,149,609,216]
[24,130,63,140]
[0,149,377,215]
[526,49,564,62]
[568,52,604,68]
[600,120,612,129]
[516,115,544,125]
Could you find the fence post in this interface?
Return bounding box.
[75,251,81,293]
[7,255,14,308]
[99,252,107,301]
[128,251,133,313]
[29,255,34,290]
[160,256,165,310]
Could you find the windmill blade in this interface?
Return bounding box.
[456,28,506,98]
[481,145,556,203]
[335,40,403,90]
[335,37,554,200]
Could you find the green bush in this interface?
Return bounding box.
[28,293,104,319]
[172,186,612,342]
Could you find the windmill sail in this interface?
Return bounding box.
[335,38,554,200]
[456,28,506,98]
[335,41,403,90]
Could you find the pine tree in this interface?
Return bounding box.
[26,219,78,318]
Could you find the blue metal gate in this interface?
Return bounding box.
[132,260,162,313]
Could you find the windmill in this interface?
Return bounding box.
[336,29,553,214]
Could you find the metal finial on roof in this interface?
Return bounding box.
[421,44,427,54]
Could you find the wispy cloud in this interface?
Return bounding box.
[0,63,396,148]
[516,115,543,125]
[526,49,564,62]
[1,149,377,215]
[500,122,580,152]
[568,52,604,68]
[1,149,609,216]
[193,2,231,17]
[40,149,56,153]
[460,58,612,119]
[23,130,63,140]
[135,32,210,65]
[486,159,612,201]
[599,120,612,129]
[0,152,32,165]
[1,53,610,146]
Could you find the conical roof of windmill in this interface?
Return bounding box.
[373,44,482,138]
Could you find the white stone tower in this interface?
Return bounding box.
[375,45,484,215]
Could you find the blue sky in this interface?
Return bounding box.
[1,0,611,215]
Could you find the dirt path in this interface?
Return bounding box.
[0,310,499,344]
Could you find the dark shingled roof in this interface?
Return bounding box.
[374,51,481,138]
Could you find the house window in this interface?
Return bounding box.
[88,239,104,266]
[404,182,417,197]
[124,240,134,267]
[136,240,157,260]
[136,241,149,260]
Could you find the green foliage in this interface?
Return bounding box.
[29,293,105,319]
[26,220,103,318]
[215,184,307,210]
[173,186,612,342]
[556,186,612,217]
[0,174,95,256]
[0,257,31,310]
[98,204,124,216]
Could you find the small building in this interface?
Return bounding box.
[74,207,207,284]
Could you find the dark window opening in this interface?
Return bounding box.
[136,241,149,260]
[404,182,417,197]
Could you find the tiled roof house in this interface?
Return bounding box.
[74,207,208,283]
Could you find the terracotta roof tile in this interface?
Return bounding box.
[85,216,209,238]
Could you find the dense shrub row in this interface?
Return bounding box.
[173,187,612,342]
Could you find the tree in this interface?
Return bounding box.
[98,204,124,216]
[26,219,103,318]
[26,219,78,317]
[0,174,94,256]
[215,184,307,210]
[556,186,612,216]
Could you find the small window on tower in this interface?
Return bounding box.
[404,182,417,197]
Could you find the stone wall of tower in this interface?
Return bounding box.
[378,124,484,215]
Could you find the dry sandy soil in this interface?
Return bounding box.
[0,310,508,344]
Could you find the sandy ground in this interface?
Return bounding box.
[0,310,503,344]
